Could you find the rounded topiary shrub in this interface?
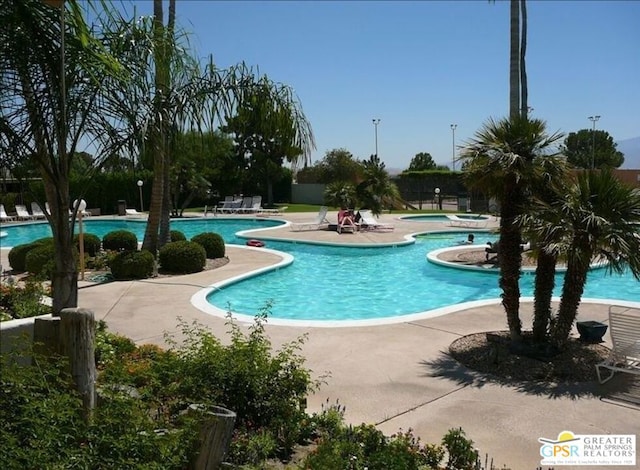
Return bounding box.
[102,230,138,252]
[191,232,225,259]
[24,242,56,279]
[109,250,155,280]
[74,233,101,257]
[170,230,186,242]
[159,241,206,274]
[8,242,46,273]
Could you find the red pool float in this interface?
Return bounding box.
[246,239,265,248]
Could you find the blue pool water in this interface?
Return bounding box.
[2,219,638,322]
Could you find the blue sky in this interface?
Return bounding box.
[119,0,640,170]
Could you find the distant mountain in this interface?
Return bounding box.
[617,136,640,169]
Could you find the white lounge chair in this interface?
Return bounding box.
[31,202,47,220]
[125,208,144,218]
[15,204,34,221]
[596,305,640,384]
[0,204,15,222]
[358,210,394,231]
[290,206,330,231]
[259,205,288,216]
[446,214,488,229]
[218,199,242,214]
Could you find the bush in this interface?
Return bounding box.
[109,250,155,280]
[102,230,138,252]
[191,232,225,259]
[158,241,206,274]
[24,242,56,279]
[8,238,53,273]
[0,280,51,321]
[74,233,101,257]
[170,230,186,242]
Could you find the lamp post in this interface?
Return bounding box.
[588,115,601,169]
[372,118,381,157]
[137,180,144,212]
[450,124,457,171]
[434,187,441,211]
[73,199,86,281]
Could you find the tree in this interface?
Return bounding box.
[461,116,564,342]
[356,155,400,216]
[407,152,436,171]
[525,170,640,347]
[222,81,312,205]
[1,0,123,313]
[561,129,624,169]
[296,148,362,184]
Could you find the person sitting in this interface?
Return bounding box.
[457,233,475,245]
[337,208,358,234]
[485,240,500,262]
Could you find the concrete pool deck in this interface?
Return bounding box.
[2,211,638,468]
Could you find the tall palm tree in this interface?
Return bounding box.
[461,117,564,341]
[1,0,122,313]
[529,170,640,347]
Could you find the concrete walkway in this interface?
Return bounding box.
[3,211,639,469]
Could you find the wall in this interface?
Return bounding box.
[291,183,326,205]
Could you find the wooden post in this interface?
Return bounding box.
[60,308,96,421]
[188,404,236,470]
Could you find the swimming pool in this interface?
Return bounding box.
[2,219,638,325]
[0,218,284,248]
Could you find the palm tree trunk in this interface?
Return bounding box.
[499,175,523,341]
[519,0,528,118]
[532,248,557,342]
[509,0,521,119]
[552,254,590,347]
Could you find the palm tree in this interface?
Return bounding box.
[1,0,122,313]
[518,157,570,342]
[461,116,564,341]
[356,154,400,216]
[530,170,640,347]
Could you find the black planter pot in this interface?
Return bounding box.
[576,321,608,343]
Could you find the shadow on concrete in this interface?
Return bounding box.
[420,351,607,400]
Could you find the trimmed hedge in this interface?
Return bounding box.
[109,250,155,280]
[25,242,56,279]
[159,241,206,274]
[170,230,186,242]
[102,230,138,252]
[8,238,53,273]
[191,232,225,259]
[74,233,101,257]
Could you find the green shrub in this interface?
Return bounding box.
[102,230,138,252]
[159,241,206,274]
[95,320,137,367]
[7,238,52,273]
[170,230,186,242]
[191,232,225,259]
[442,427,479,470]
[0,280,51,320]
[24,242,56,279]
[74,233,101,257]
[109,250,155,280]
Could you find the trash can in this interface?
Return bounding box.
[117,200,126,216]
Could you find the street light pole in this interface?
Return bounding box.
[372,119,381,157]
[450,124,457,171]
[588,115,601,169]
[137,180,144,212]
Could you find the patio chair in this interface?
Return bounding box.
[446,214,488,229]
[596,305,640,384]
[358,209,394,231]
[15,204,34,221]
[125,208,144,218]
[0,204,15,222]
[31,202,47,220]
[290,206,330,231]
[218,198,243,214]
